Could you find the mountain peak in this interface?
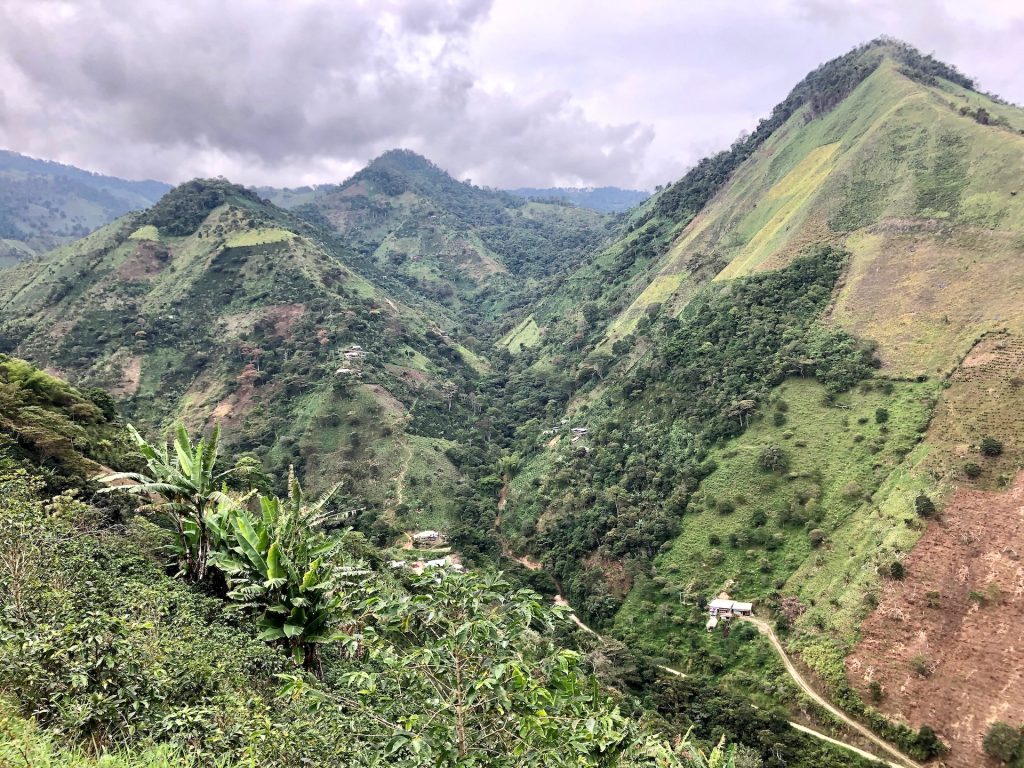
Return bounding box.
[364,149,451,182]
[145,177,266,236]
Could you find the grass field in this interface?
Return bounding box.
[224,227,295,247]
[500,316,542,353]
[128,224,160,241]
[598,62,1024,378]
[612,376,935,685]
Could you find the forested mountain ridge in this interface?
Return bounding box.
[259,149,616,344]
[0,178,491,537]
[506,186,650,213]
[0,149,169,265]
[494,38,1024,767]
[0,356,876,768]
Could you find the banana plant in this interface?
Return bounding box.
[211,469,366,676]
[97,423,235,582]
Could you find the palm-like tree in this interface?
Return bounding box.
[211,470,365,677]
[98,423,234,582]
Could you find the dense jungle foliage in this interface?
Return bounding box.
[0,360,879,767]
[518,246,877,624]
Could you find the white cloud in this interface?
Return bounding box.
[0,0,1021,189]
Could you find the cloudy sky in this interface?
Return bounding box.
[1,0,1022,190]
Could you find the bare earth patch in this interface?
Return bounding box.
[115,241,170,281]
[109,355,142,397]
[847,472,1024,768]
[384,363,428,385]
[210,364,259,430]
[584,551,632,598]
[363,384,407,423]
[266,303,306,339]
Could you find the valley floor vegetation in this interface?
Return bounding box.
[0,358,885,767]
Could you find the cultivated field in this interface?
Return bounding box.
[847,473,1024,768]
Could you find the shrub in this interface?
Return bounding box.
[914,493,937,518]
[964,462,982,478]
[841,481,863,500]
[889,560,905,580]
[772,411,787,427]
[868,680,883,703]
[983,721,1023,763]
[910,654,931,677]
[757,445,790,473]
[981,436,1004,457]
[808,528,826,547]
[875,407,889,424]
[914,725,947,759]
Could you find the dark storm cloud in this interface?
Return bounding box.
[0,0,1021,189]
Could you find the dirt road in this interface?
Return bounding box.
[551,597,916,768]
[739,616,922,768]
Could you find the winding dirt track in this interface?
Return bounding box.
[552,597,918,768]
[739,616,922,768]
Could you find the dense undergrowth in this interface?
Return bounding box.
[513,246,877,625]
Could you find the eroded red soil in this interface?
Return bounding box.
[847,473,1024,767]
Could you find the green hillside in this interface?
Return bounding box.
[507,186,650,213]
[601,59,1024,375]
[490,39,1024,766]
[0,149,169,260]
[0,357,873,768]
[261,150,614,342]
[0,179,479,533]
[4,36,1024,768]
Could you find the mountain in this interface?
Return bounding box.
[3,37,1024,768]
[497,38,1024,766]
[507,186,651,213]
[0,353,886,767]
[0,149,170,264]
[259,149,615,341]
[0,178,490,540]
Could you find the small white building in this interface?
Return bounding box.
[708,599,753,618]
[424,556,465,572]
[412,530,442,543]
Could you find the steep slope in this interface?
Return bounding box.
[496,40,1024,767]
[602,58,1024,376]
[261,149,614,342]
[0,149,169,263]
[0,179,479,532]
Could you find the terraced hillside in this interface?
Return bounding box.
[0,179,478,532]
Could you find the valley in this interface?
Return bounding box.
[2,36,1024,768]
